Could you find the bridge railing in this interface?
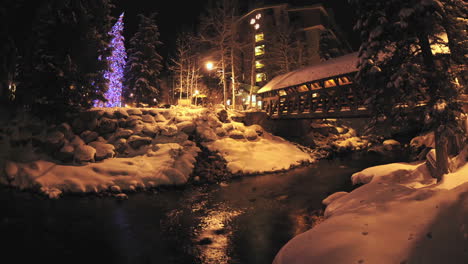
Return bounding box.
[260,73,371,119]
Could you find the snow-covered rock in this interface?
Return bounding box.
[74,145,96,163]
[196,126,218,142]
[141,125,159,138]
[112,129,133,140]
[176,121,196,134]
[215,127,227,137]
[154,113,166,123]
[56,143,75,162]
[4,161,18,181]
[127,135,152,149]
[161,124,178,137]
[142,114,155,123]
[244,129,258,141]
[70,135,85,147]
[383,139,401,151]
[229,130,245,140]
[57,123,74,139]
[97,117,118,134]
[80,130,99,144]
[113,109,129,119]
[127,109,143,116]
[88,141,115,161]
[410,132,435,148]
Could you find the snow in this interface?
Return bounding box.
[0,143,200,199]
[257,52,358,94]
[273,150,468,264]
[204,137,313,174]
[0,105,314,197]
[410,132,435,148]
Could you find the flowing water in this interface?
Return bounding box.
[0,154,387,264]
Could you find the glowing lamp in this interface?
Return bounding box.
[206,62,214,71]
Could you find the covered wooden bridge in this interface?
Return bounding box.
[257,52,370,119]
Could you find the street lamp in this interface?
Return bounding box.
[206,61,214,71]
[194,89,200,105]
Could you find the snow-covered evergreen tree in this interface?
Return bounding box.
[18,0,112,114]
[350,0,466,179]
[124,13,163,106]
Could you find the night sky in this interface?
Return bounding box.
[113,0,359,65]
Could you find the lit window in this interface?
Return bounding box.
[311,82,321,90]
[255,45,265,56]
[250,18,256,25]
[255,60,264,69]
[298,85,308,92]
[254,24,260,30]
[256,13,262,19]
[278,90,287,96]
[324,79,337,88]
[255,33,264,42]
[256,73,266,82]
[338,77,352,85]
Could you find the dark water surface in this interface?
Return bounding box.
[0,154,385,264]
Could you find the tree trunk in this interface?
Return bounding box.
[418,33,450,179]
[435,129,449,180]
[231,45,236,110]
[221,51,227,107]
[249,41,255,108]
[179,67,183,101]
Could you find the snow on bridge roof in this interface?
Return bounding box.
[257,52,358,94]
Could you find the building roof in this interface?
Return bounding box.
[257,52,359,94]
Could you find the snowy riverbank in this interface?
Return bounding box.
[0,106,314,198]
[273,147,468,264]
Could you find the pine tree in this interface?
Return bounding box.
[96,12,126,107]
[124,13,163,106]
[350,0,466,179]
[20,0,113,114]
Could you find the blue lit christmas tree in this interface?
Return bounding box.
[96,13,126,107]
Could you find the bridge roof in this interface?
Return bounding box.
[257,52,358,94]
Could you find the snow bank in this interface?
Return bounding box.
[1,143,199,199]
[274,151,468,264]
[193,109,314,174]
[204,137,313,174]
[1,105,314,197]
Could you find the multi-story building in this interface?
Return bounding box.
[235,3,351,89]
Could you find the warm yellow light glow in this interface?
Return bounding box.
[311,82,321,90]
[195,89,200,95]
[338,77,352,85]
[431,33,450,55]
[298,85,308,92]
[255,33,264,42]
[255,45,265,56]
[255,60,264,69]
[250,18,256,25]
[256,14,262,19]
[278,90,287,96]
[324,79,337,88]
[256,73,266,82]
[254,24,260,30]
[206,61,214,71]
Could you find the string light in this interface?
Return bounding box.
[95,13,126,107]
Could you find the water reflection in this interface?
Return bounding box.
[195,202,243,264]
